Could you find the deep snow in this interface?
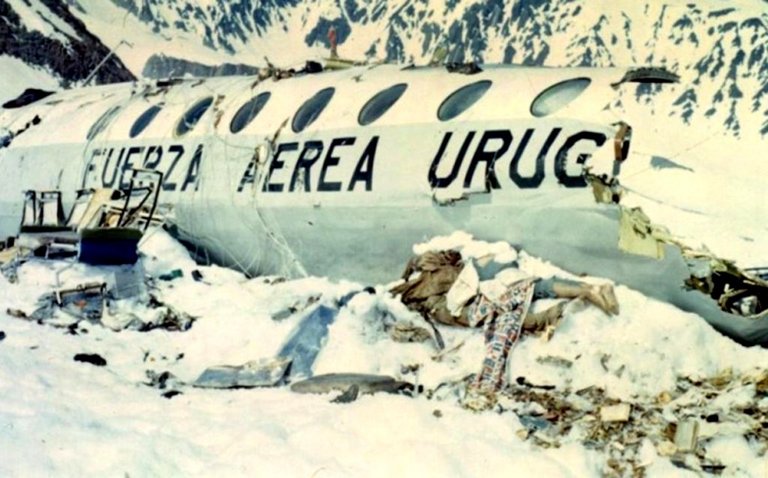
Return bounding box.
[1,229,766,477]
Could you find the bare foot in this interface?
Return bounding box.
[582,284,619,316]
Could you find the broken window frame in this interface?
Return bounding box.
[437,80,492,122]
[230,92,271,134]
[530,77,591,118]
[292,87,335,133]
[358,83,408,126]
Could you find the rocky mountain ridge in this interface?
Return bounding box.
[81,0,766,137]
[0,0,134,91]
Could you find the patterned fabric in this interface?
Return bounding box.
[465,279,535,406]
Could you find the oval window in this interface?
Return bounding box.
[129,104,162,138]
[230,92,271,134]
[531,78,591,117]
[176,97,213,136]
[358,83,407,126]
[292,87,334,133]
[437,80,492,122]
[86,105,121,140]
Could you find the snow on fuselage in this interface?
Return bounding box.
[9,63,758,344]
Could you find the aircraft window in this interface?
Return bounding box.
[358,83,407,126]
[437,80,492,122]
[176,97,214,136]
[292,87,335,133]
[530,78,591,117]
[129,104,162,138]
[86,105,121,140]
[230,92,271,134]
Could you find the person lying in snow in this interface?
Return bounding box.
[389,250,620,410]
[390,250,619,331]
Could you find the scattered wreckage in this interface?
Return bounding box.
[2,216,766,475]
[1,168,164,280]
[587,172,768,345]
[1,171,194,334]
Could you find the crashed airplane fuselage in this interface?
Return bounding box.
[1,63,764,345]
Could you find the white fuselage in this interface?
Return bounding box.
[2,64,764,345]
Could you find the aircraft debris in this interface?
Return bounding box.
[445,62,482,75]
[673,418,700,453]
[157,269,183,281]
[5,309,27,319]
[271,295,320,321]
[422,368,767,475]
[586,172,623,204]
[290,373,415,399]
[276,291,364,381]
[144,370,183,392]
[618,205,768,325]
[330,384,359,403]
[9,273,194,333]
[600,403,632,422]
[0,114,41,149]
[9,169,165,269]
[391,249,619,410]
[194,357,291,389]
[73,353,107,367]
[195,291,370,389]
[0,245,31,283]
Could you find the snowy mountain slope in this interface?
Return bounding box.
[0,55,60,104]
[64,0,248,76]
[69,0,768,137]
[0,0,134,96]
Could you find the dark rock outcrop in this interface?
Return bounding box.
[0,0,134,87]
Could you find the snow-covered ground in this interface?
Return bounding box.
[1,229,766,477]
[0,56,60,106]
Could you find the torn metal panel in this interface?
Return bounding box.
[617,205,768,321]
[55,282,107,321]
[612,67,680,87]
[290,373,414,396]
[193,357,291,389]
[618,207,669,259]
[586,172,623,204]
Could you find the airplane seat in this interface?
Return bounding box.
[78,169,163,266]
[20,191,38,228]
[19,190,68,233]
[66,189,95,229]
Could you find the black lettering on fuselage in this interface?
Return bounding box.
[290,141,324,192]
[143,145,163,170]
[82,148,102,188]
[101,147,125,188]
[464,130,510,189]
[161,145,185,191]
[263,142,298,192]
[348,136,378,192]
[554,131,607,188]
[181,145,204,192]
[428,131,476,188]
[508,128,559,189]
[119,146,145,189]
[430,127,606,191]
[237,156,258,193]
[318,137,355,192]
